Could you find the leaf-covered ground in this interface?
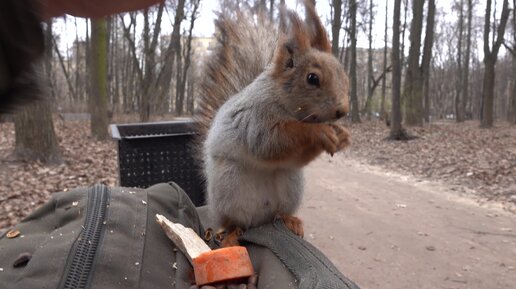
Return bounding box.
[1,118,515,229]
[0,120,118,229]
[341,120,516,210]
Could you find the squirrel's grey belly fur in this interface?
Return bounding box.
[205,156,303,228]
[204,74,304,228]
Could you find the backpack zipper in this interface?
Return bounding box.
[58,184,110,289]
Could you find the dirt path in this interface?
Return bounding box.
[299,155,516,289]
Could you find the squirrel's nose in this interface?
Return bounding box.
[336,109,347,119]
[336,102,349,119]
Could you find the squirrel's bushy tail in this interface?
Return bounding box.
[194,12,277,140]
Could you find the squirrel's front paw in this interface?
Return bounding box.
[317,124,339,155]
[329,123,351,151]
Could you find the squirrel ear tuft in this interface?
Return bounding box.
[284,9,311,53]
[304,0,331,53]
[273,10,310,74]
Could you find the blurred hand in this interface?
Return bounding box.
[40,0,164,19]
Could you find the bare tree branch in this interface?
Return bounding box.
[119,14,143,82]
[503,42,515,56]
[51,35,77,100]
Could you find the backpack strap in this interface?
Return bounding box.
[240,219,361,289]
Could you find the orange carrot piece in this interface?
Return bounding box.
[192,246,254,286]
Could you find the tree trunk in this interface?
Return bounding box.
[481,56,496,127]
[381,0,389,120]
[176,0,200,116]
[14,98,61,163]
[331,0,342,57]
[43,20,56,101]
[175,37,184,115]
[510,0,516,124]
[462,0,473,120]
[52,36,77,101]
[14,21,61,163]
[186,68,196,115]
[510,55,516,124]
[363,0,374,119]
[140,5,164,121]
[349,0,360,123]
[74,17,84,104]
[90,18,109,140]
[154,0,185,111]
[85,19,91,106]
[480,0,511,128]
[400,0,409,67]
[389,0,410,140]
[119,5,165,121]
[403,0,424,126]
[259,0,267,14]
[269,0,275,21]
[455,0,464,122]
[120,13,143,112]
[422,0,435,123]
[140,9,153,121]
[112,16,120,112]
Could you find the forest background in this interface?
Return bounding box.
[1,0,515,232]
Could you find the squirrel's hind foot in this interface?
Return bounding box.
[279,214,304,238]
[220,226,244,247]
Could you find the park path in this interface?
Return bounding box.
[299,155,516,289]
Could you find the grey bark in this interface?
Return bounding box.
[154,0,185,112]
[331,0,342,57]
[481,0,511,128]
[400,0,409,67]
[506,0,516,124]
[74,17,85,103]
[339,0,350,67]
[422,0,435,123]
[14,21,61,163]
[389,0,410,140]
[363,0,375,119]
[349,0,361,123]
[176,0,200,116]
[511,55,516,124]
[403,0,424,126]
[455,0,465,122]
[43,20,56,101]
[462,0,473,121]
[140,4,165,121]
[52,35,77,101]
[89,18,109,140]
[14,97,61,163]
[381,0,388,120]
[269,0,275,21]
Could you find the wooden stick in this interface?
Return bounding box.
[156,214,254,286]
[155,214,211,262]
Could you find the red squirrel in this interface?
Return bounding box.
[195,1,350,246]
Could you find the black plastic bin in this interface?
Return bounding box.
[110,119,205,206]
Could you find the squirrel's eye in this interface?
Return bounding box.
[307,73,320,86]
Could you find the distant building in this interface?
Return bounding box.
[190,37,217,60]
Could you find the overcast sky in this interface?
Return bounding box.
[53,0,507,57]
[54,0,389,53]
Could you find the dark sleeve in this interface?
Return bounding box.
[0,0,44,114]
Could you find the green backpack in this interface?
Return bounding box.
[0,183,360,289]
